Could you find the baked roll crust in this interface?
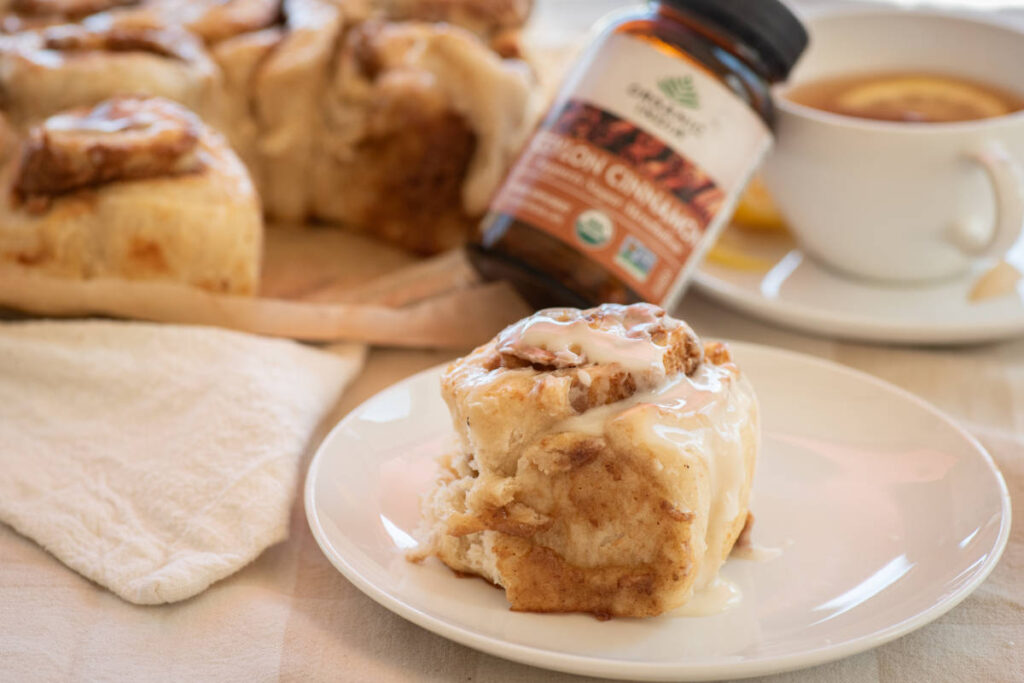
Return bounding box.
[137,0,281,44]
[0,96,262,294]
[418,304,759,618]
[0,21,221,127]
[376,0,531,56]
[7,0,135,14]
[3,0,281,43]
[378,0,530,33]
[14,97,201,197]
[248,0,342,222]
[0,0,139,32]
[198,0,344,223]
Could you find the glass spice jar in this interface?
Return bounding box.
[470,0,808,309]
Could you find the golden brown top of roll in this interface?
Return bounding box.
[0,18,210,65]
[377,0,531,37]
[10,0,138,17]
[134,0,281,44]
[14,96,202,200]
[38,21,205,60]
[495,303,702,378]
[442,304,707,475]
[0,0,139,32]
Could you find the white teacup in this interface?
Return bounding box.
[761,9,1024,283]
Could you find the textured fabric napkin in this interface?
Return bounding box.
[0,320,363,605]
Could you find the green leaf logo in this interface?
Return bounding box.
[658,75,699,109]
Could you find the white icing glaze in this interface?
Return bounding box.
[496,304,686,377]
[46,110,167,135]
[554,358,757,598]
[670,577,742,617]
[555,360,725,437]
[730,543,783,562]
[651,370,755,593]
[517,317,665,375]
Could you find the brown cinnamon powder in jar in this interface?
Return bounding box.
[470,0,808,308]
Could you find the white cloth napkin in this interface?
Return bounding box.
[0,320,364,605]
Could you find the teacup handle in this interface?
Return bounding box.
[952,142,1024,258]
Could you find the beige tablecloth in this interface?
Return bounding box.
[1,291,1021,682]
[3,0,1023,677]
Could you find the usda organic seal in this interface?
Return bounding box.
[574,209,614,248]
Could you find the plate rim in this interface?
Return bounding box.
[304,341,1012,681]
[692,259,1024,346]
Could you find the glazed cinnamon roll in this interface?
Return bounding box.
[0,21,221,127]
[0,96,262,294]
[416,304,759,618]
[312,19,535,253]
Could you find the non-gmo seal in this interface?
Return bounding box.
[574,209,614,248]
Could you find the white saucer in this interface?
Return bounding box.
[304,343,1010,681]
[693,231,1024,345]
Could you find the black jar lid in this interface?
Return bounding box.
[662,0,809,81]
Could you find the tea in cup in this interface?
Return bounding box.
[761,10,1024,283]
[785,71,1024,124]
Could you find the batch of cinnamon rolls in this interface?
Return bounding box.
[0,0,537,294]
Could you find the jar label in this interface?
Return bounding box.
[489,34,772,308]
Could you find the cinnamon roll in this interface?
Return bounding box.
[0,96,262,294]
[312,20,535,253]
[416,304,759,618]
[0,21,221,127]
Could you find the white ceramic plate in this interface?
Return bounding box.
[692,235,1024,345]
[304,343,1011,681]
